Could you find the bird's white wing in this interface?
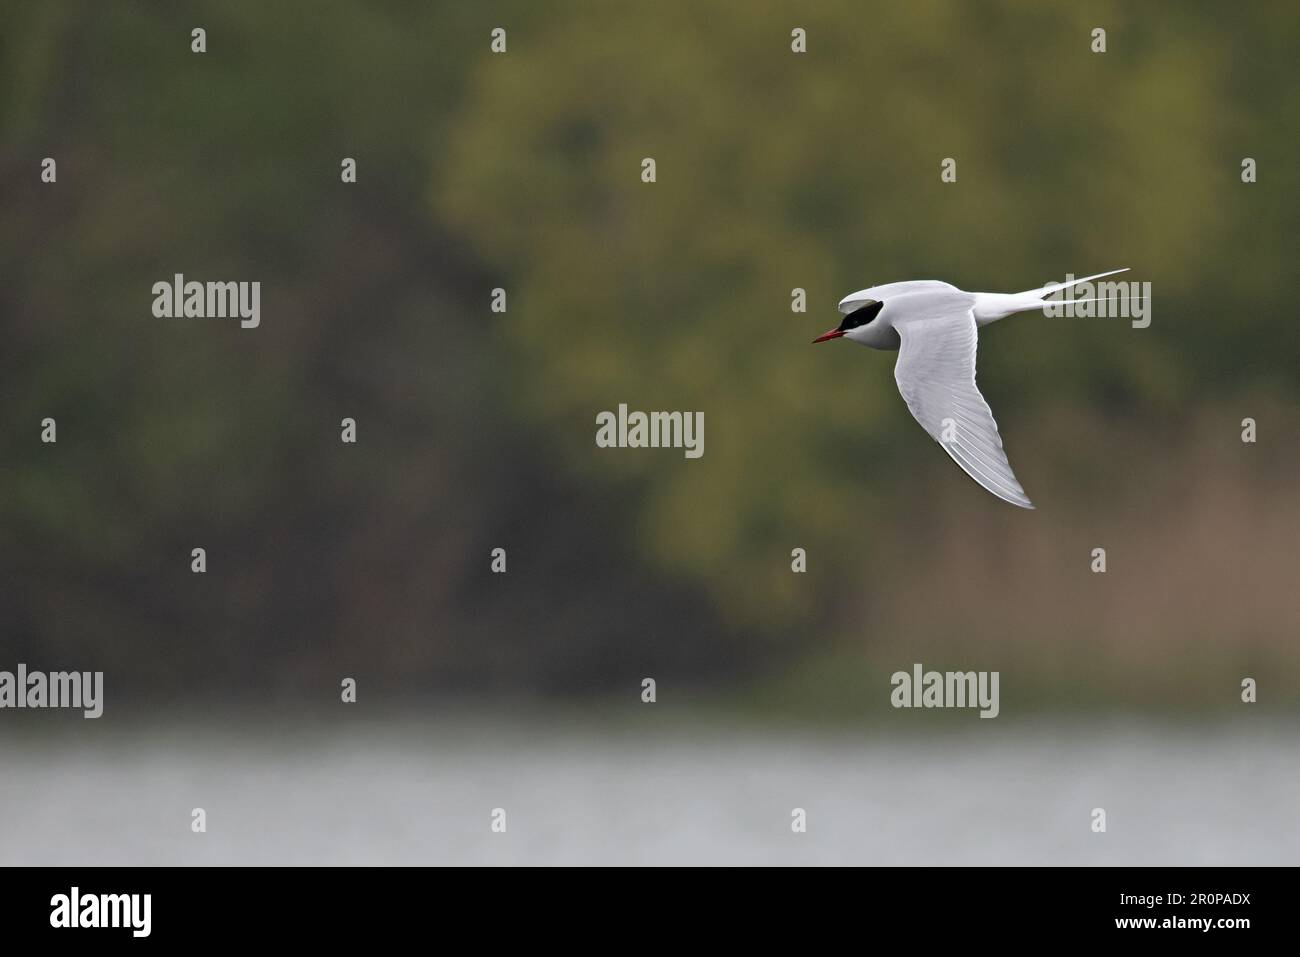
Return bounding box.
[893,310,1034,509]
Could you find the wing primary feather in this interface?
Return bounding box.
[892,306,1035,509]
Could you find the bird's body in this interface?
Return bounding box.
[815,269,1130,509]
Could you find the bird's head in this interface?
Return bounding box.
[813,297,884,343]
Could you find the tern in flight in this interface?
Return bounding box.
[814,269,1129,509]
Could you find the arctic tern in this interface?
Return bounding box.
[814,269,1130,509]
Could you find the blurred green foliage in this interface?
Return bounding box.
[2,1,1297,708]
[439,0,1300,628]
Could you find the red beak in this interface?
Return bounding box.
[812,329,845,343]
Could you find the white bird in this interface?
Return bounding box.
[814,269,1129,509]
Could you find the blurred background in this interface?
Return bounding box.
[1,0,1298,865]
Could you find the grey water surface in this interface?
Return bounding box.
[2,716,1294,866]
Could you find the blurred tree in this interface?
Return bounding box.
[1,1,1297,706]
[438,0,1300,632]
[0,1,755,699]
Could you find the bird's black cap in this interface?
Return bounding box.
[838,299,884,332]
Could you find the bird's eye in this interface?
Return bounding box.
[838,299,883,332]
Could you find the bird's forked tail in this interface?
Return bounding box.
[973,268,1135,323]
